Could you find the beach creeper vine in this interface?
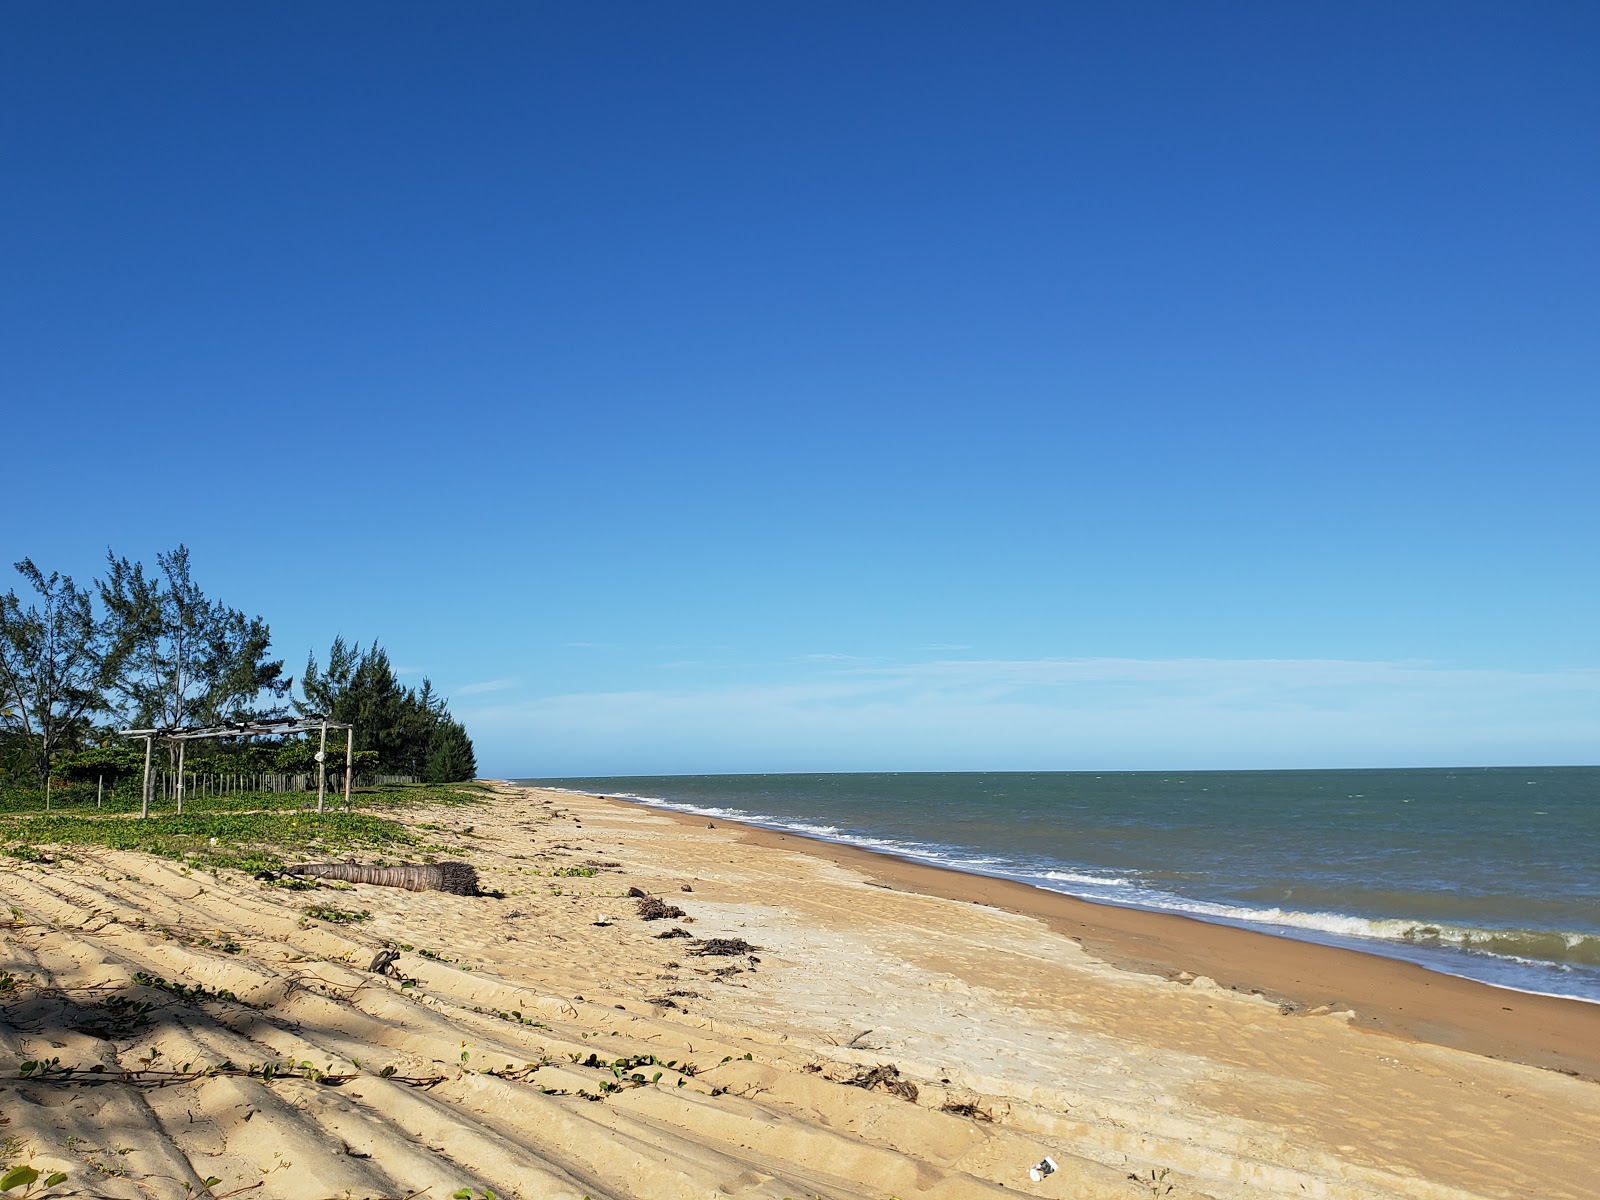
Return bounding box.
[10,1050,708,1102]
[0,1166,70,1199]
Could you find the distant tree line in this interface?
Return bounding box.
[0,547,476,790]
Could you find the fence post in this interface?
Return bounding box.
[317,721,328,814]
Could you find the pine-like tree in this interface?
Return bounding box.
[303,638,471,778]
[99,546,289,731]
[423,719,476,783]
[0,559,115,788]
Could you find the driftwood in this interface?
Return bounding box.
[286,861,482,895]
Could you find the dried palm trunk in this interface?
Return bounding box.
[285,861,481,895]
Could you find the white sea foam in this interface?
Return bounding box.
[594,789,970,862]
[1135,899,1600,966]
[1033,869,1133,888]
[544,781,1600,996]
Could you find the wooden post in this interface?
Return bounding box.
[141,736,153,819]
[97,774,103,809]
[343,726,354,811]
[176,740,186,816]
[316,721,328,813]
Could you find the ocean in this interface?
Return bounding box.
[522,767,1600,1003]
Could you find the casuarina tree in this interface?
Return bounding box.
[303,637,473,778]
[423,718,477,783]
[99,546,290,732]
[0,559,115,788]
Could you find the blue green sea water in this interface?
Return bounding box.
[522,767,1600,1003]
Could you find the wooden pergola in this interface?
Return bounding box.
[119,714,355,817]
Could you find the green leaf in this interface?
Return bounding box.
[44,1174,69,1188]
[1,1166,40,1192]
[452,1190,472,1199]
[203,1178,222,1188]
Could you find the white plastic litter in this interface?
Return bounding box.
[1028,1155,1058,1183]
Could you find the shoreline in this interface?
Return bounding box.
[6,780,1600,1199]
[589,788,1600,1081]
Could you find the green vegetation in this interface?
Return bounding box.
[0,560,105,791]
[128,972,241,1005]
[0,548,478,801]
[1128,1168,1175,1197]
[1,806,406,875]
[99,546,290,734]
[303,637,475,782]
[302,904,371,924]
[424,718,476,783]
[5,1038,699,1109]
[0,1166,70,1198]
[0,777,489,878]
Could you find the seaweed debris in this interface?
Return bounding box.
[844,1063,919,1102]
[939,1100,993,1121]
[687,937,759,956]
[636,896,686,921]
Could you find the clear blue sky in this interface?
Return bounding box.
[4,3,1596,775]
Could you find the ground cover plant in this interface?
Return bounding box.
[0,782,487,874]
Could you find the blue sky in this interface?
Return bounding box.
[4,3,1596,775]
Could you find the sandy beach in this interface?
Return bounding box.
[3,782,1598,1200]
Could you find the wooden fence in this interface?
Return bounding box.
[138,772,418,799]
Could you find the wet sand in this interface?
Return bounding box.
[1,782,1597,1200]
[633,797,1600,1080]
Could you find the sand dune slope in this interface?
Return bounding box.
[1,785,1596,1200]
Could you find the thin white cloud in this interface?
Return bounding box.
[451,677,518,696]
[459,655,1600,774]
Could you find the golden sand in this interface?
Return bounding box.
[2,783,1597,1199]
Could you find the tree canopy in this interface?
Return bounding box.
[302,637,473,777]
[0,559,115,787]
[424,718,477,783]
[0,549,478,790]
[100,546,289,730]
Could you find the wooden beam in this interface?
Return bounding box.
[317,721,328,814]
[343,725,354,811]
